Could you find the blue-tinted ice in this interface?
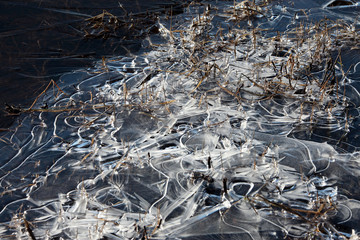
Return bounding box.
[1,0,360,239]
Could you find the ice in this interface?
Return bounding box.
[1,0,360,239]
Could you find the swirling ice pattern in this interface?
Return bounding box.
[1,0,360,239]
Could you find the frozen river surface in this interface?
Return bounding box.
[1,0,360,239]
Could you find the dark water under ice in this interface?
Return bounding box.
[0,0,188,128]
[1,0,360,239]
